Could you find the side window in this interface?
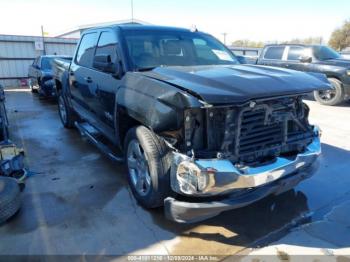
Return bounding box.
[95,31,118,64]
[194,38,218,62]
[76,33,97,67]
[41,57,52,70]
[287,47,305,60]
[264,46,285,60]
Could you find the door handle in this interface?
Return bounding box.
[84,77,93,83]
[69,71,74,76]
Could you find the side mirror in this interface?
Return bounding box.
[93,54,120,76]
[236,55,247,64]
[299,56,312,63]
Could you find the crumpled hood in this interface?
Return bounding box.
[142,65,331,104]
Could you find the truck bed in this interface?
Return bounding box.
[52,57,71,84]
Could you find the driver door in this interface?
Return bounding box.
[88,30,122,134]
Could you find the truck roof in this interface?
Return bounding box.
[263,44,324,48]
[84,24,195,34]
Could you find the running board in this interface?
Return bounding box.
[75,122,124,162]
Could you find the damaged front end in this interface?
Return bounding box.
[164,95,321,222]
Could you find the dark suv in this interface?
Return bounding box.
[257,45,350,106]
[28,55,72,97]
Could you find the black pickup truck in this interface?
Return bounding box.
[256,44,350,106]
[53,25,329,223]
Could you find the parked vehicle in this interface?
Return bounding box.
[229,47,261,64]
[256,44,350,106]
[28,55,72,97]
[340,50,350,60]
[53,25,329,223]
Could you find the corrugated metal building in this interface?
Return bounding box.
[0,35,78,87]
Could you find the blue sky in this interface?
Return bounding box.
[1,0,349,43]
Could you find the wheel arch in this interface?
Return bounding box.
[115,106,144,151]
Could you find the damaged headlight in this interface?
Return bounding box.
[176,161,210,194]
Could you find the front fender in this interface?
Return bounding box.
[114,73,202,132]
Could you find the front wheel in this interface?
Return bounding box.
[57,91,76,128]
[314,78,344,106]
[124,126,171,208]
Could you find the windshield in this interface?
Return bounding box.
[313,46,341,60]
[41,57,53,70]
[123,30,239,70]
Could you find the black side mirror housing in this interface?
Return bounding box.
[236,55,247,64]
[300,56,312,63]
[93,54,120,76]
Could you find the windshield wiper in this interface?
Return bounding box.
[136,64,168,72]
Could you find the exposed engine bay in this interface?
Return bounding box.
[178,95,314,165]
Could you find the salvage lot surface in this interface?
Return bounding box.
[0,89,350,256]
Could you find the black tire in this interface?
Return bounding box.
[0,101,9,141]
[0,177,21,225]
[57,91,77,128]
[124,126,171,208]
[314,78,344,106]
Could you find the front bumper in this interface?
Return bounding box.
[166,126,321,223]
[165,163,318,223]
[171,127,321,197]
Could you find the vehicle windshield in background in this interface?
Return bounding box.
[123,31,239,70]
[313,46,341,60]
[41,58,52,70]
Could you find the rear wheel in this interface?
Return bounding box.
[314,78,344,106]
[125,126,171,208]
[57,91,76,128]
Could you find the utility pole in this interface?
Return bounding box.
[222,33,227,45]
[131,0,134,22]
[41,25,47,55]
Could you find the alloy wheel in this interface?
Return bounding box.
[127,139,152,196]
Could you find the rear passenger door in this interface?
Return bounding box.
[285,46,306,71]
[259,46,286,67]
[285,46,312,72]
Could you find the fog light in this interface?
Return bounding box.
[176,161,209,194]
